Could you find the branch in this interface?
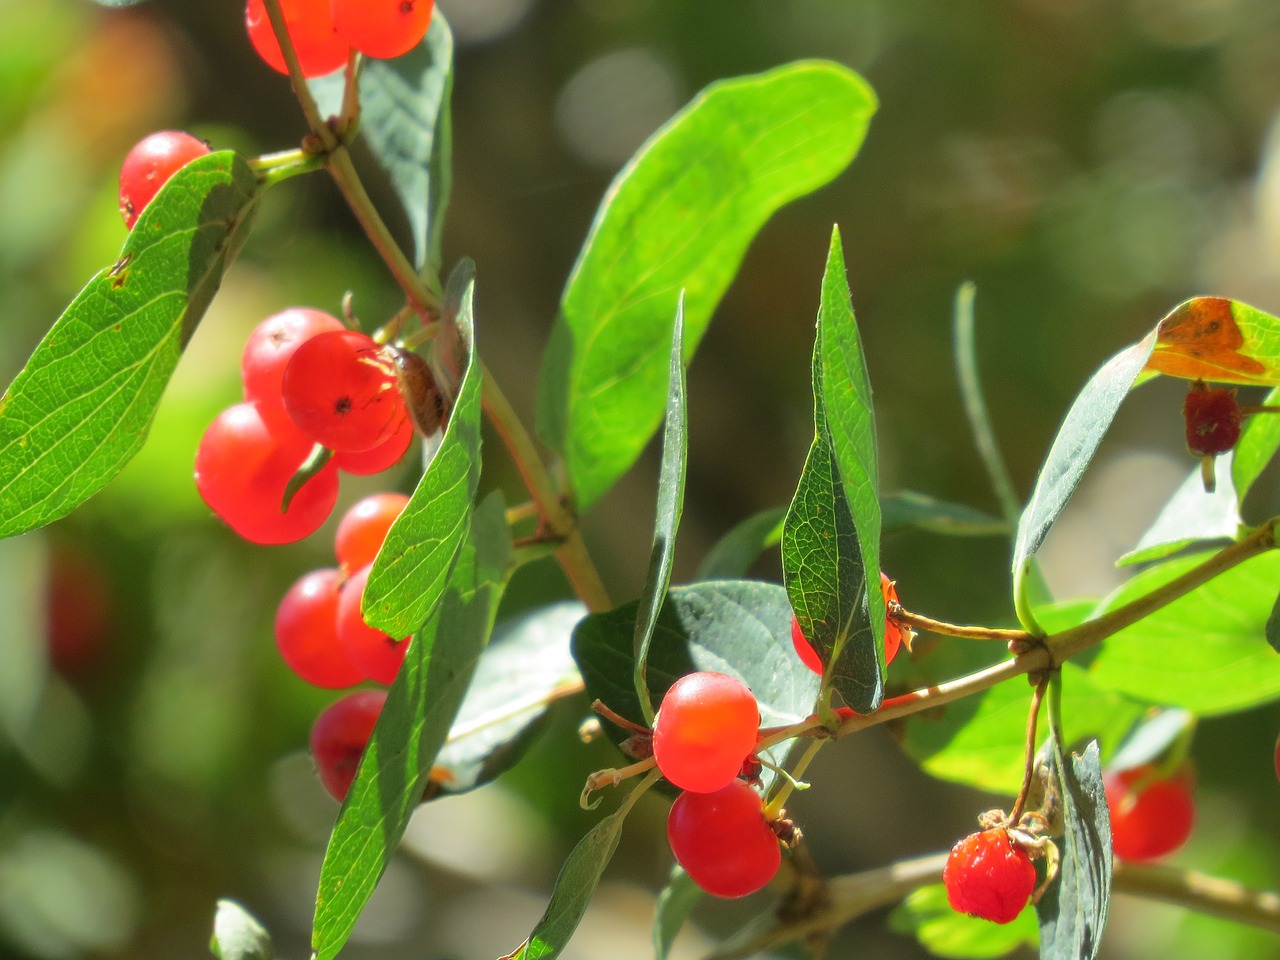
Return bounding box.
[1113,862,1280,934]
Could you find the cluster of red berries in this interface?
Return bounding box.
[246,0,436,78]
[790,572,906,675]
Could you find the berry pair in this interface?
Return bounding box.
[118,131,211,230]
[245,0,435,78]
[790,571,906,675]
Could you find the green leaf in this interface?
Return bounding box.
[1267,591,1280,654]
[783,227,883,714]
[633,297,688,726]
[430,601,584,797]
[881,491,1008,537]
[1082,550,1280,713]
[363,271,481,637]
[504,771,658,960]
[1011,337,1156,631]
[653,867,702,960]
[537,61,877,512]
[312,493,510,960]
[1035,738,1111,960]
[1107,708,1194,772]
[1117,456,1240,567]
[0,151,261,539]
[696,507,786,581]
[1232,384,1280,504]
[890,884,1037,959]
[210,901,274,960]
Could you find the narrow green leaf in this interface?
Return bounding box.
[363,272,481,637]
[506,770,659,960]
[0,151,261,538]
[1267,591,1280,654]
[211,900,274,960]
[881,491,1008,537]
[653,867,701,960]
[633,297,688,726]
[890,884,1037,959]
[696,507,786,581]
[312,493,510,960]
[1232,384,1280,504]
[537,61,877,512]
[430,601,584,797]
[1011,336,1156,631]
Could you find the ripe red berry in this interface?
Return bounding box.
[336,564,410,684]
[331,0,434,60]
[118,131,211,230]
[652,672,759,794]
[282,329,407,453]
[667,781,780,898]
[310,689,387,802]
[335,492,410,572]
[242,308,347,438]
[1104,765,1196,862]
[790,615,823,673]
[1183,382,1242,457]
[246,0,349,78]
[791,572,905,675]
[194,403,340,544]
[943,828,1037,924]
[275,568,366,688]
[332,415,414,475]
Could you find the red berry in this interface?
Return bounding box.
[331,0,434,60]
[652,672,759,794]
[943,828,1037,924]
[246,0,349,77]
[336,564,409,684]
[282,329,407,452]
[194,403,339,544]
[1183,383,1242,457]
[310,689,387,802]
[790,615,823,673]
[242,308,347,438]
[118,131,211,229]
[667,781,780,898]
[791,572,905,675]
[1105,765,1195,862]
[335,492,409,572]
[332,415,414,475]
[275,568,366,688]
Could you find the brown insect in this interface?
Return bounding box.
[382,344,447,436]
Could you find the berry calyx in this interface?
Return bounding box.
[118,131,211,230]
[336,564,410,684]
[334,492,409,572]
[652,672,759,794]
[242,307,347,438]
[943,827,1037,924]
[282,329,407,452]
[331,0,435,60]
[1104,764,1196,862]
[791,572,906,675]
[310,689,387,802]
[667,780,781,898]
[246,0,349,78]
[275,568,366,688]
[1183,382,1242,457]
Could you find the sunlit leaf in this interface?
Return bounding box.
[211,901,274,960]
[1117,454,1240,567]
[1144,297,1280,386]
[890,884,1037,959]
[1232,384,1280,504]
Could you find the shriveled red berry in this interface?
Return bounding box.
[275,568,366,688]
[944,828,1036,924]
[246,0,349,77]
[332,415,413,475]
[1183,382,1242,457]
[1105,765,1195,862]
[337,564,410,684]
[652,672,759,794]
[791,572,905,675]
[310,689,387,801]
[242,308,347,438]
[282,329,407,452]
[335,492,409,572]
[118,131,211,229]
[667,781,780,898]
[331,0,434,60]
[194,403,339,544]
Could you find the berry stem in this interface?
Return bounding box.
[1006,675,1049,825]
[889,602,1032,643]
[591,698,650,735]
[763,739,824,820]
[257,0,339,146]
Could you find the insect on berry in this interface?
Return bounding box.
[383,345,446,437]
[790,572,906,676]
[118,131,211,230]
[652,672,760,794]
[943,827,1037,924]
[667,780,781,898]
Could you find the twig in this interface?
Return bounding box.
[1007,676,1049,824]
[891,603,1032,642]
[1113,862,1280,934]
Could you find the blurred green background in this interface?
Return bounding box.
[2,0,1280,957]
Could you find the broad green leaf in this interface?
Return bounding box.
[429,601,584,797]
[0,151,261,539]
[1011,336,1156,631]
[783,227,882,714]
[881,491,1008,538]
[312,493,510,960]
[1107,708,1194,772]
[1081,550,1280,713]
[696,507,785,581]
[1267,592,1280,654]
[503,771,657,960]
[1117,454,1240,567]
[1232,385,1280,503]
[363,272,481,637]
[1145,297,1280,386]
[890,884,1037,959]
[633,298,687,725]
[537,61,877,512]
[1035,738,1111,960]
[211,901,274,960]
[653,867,701,960]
